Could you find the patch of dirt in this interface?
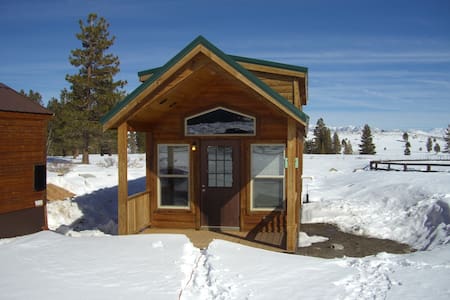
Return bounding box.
[47,184,76,201]
[297,223,413,258]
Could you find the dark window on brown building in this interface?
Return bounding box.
[34,164,46,191]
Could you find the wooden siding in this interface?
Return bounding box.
[0,112,49,215]
[126,191,151,233]
[250,71,295,104]
[125,70,305,235]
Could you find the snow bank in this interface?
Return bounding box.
[2,232,449,299]
[0,231,198,300]
[183,240,450,299]
[302,155,450,250]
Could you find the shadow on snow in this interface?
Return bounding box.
[55,177,146,235]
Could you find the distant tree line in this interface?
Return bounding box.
[304,118,376,155]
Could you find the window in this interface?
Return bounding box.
[251,145,285,210]
[207,145,233,188]
[34,164,46,192]
[158,145,189,208]
[185,107,255,136]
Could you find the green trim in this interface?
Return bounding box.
[229,55,308,74]
[137,54,308,79]
[102,35,309,126]
[137,67,162,78]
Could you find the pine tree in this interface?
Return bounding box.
[303,139,314,154]
[342,139,353,154]
[404,141,411,155]
[312,118,333,154]
[426,137,433,152]
[444,124,450,153]
[402,132,409,142]
[345,140,353,154]
[332,132,341,154]
[359,124,376,155]
[65,13,126,164]
[434,143,441,153]
[19,89,44,106]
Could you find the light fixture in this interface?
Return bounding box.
[191,142,197,152]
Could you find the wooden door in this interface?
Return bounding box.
[200,140,240,228]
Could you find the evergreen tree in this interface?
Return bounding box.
[303,139,314,154]
[65,13,126,164]
[136,132,146,153]
[426,137,433,152]
[47,97,65,156]
[359,124,376,154]
[345,140,353,154]
[312,118,333,154]
[19,89,44,106]
[444,124,450,153]
[404,141,411,155]
[402,132,409,142]
[434,143,441,153]
[342,139,353,154]
[332,131,341,154]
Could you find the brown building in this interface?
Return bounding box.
[0,83,52,237]
[102,36,309,252]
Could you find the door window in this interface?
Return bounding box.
[207,146,233,187]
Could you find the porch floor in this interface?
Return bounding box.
[140,228,286,252]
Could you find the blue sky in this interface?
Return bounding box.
[1,0,449,130]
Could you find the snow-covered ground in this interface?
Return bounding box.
[1,128,449,299]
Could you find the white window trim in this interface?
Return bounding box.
[185,106,256,136]
[250,144,286,211]
[157,144,190,209]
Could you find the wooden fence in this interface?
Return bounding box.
[369,159,450,172]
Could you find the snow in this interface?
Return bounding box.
[298,231,329,247]
[1,128,450,299]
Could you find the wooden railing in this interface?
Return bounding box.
[369,159,450,172]
[127,191,151,233]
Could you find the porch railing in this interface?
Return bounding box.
[126,191,151,233]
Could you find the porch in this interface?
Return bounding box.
[141,228,286,252]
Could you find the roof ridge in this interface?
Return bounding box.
[101,36,309,126]
[228,54,308,73]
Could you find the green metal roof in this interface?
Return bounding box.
[228,55,308,74]
[137,53,308,79]
[101,35,309,127]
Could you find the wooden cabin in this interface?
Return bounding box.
[101,36,309,252]
[0,83,52,237]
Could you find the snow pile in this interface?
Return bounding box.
[0,231,197,300]
[1,231,450,299]
[47,154,146,235]
[298,231,329,247]
[302,155,450,250]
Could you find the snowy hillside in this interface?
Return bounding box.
[1,128,449,299]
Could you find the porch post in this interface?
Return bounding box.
[286,118,299,252]
[117,122,128,235]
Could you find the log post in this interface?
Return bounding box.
[118,123,128,235]
[286,119,298,253]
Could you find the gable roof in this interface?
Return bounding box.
[101,36,309,129]
[0,83,52,115]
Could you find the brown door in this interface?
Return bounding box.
[200,140,240,228]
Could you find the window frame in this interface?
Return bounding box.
[157,144,190,209]
[250,144,286,211]
[185,106,256,136]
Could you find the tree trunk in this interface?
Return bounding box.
[82,132,90,164]
[82,149,89,164]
